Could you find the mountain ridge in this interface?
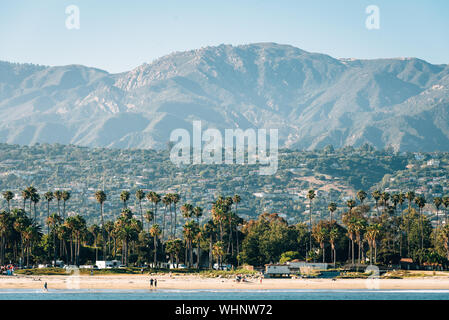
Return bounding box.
[0,42,448,151]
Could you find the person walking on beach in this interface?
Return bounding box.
[154,279,157,288]
[150,278,154,288]
[43,282,48,291]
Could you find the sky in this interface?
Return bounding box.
[1,0,448,73]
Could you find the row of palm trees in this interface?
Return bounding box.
[1,186,244,269]
[308,189,449,266]
[3,185,449,268]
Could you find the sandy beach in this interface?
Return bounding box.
[2,274,449,290]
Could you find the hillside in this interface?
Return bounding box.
[1,43,449,151]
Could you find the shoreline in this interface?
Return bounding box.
[2,275,449,290]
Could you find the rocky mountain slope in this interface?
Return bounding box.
[1,43,448,151]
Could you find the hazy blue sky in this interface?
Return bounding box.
[1,0,448,73]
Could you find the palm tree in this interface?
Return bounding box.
[120,191,130,208]
[357,190,367,205]
[365,223,381,264]
[23,225,41,267]
[171,193,180,238]
[183,220,199,267]
[415,195,426,249]
[443,196,449,225]
[2,191,14,212]
[162,195,171,240]
[312,222,328,263]
[89,224,101,262]
[434,197,443,232]
[21,188,31,213]
[0,211,12,265]
[354,218,366,264]
[405,191,416,255]
[398,192,405,257]
[328,202,337,223]
[94,190,107,260]
[193,206,203,268]
[439,225,449,260]
[149,224,161,268]
[372,190,381,217]
[232,194,241,258]
[212,241,225,268]
[380,192,390,215]
[203,220,215,269]
[181,203,193,221]
[62,191,71,220]
[144,210,154,233]
[307,189,316,255]
[54,190,63,217]
[346,199,356,213]
[46,213,61,266]
[31,192,40,222]
[135,189,146,226]
[147,192,161,225]
[43,192,54,235]
[329,227,338,267]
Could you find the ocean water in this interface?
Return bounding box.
[1,289,449,300]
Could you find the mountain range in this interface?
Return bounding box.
[1,42,449,151]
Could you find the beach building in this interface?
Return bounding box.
[264,260,328,278]
[95,260,121,269]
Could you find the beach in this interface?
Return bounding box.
[2,274,449,290]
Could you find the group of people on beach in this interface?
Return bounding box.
[0,264,15,275]
[149,278,157,288]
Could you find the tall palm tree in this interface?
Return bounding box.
[30,192,40,222]
[433,197,443,243]
[443,196,449,225]
[135,189,146,226]
[346,199,356,213]
[46,213,61,266]
[193,206,203,268]
[307,189,316,256]
[328,202,337,223]
[405,191,416,255]
[380,192,390,215]
[415,195,426,249]
[312,223,328,263]
[329,227,338,267]
[372,190,381,217]
[2,191,14,212]
[162,195,171,240]
[144,210,154,233]
[62,191,71,220]
[181,203,193,221]
[89,224,101,262]
[171,193,180,238]
[149,224,161,268]
[43,192,54,235]
[120,191,130,209]
[94,190,107,260]
[357,190,367,205]
[0,211,12,265]
[21,188,31,213]
[365,223,381,264]
[398,192,405,257]
[54,190,63,217]
[147,192,161,225]
[232,194,241,258]
[212,241,225,268]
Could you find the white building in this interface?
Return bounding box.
[95,260,121,269]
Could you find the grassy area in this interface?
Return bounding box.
[14,267,259,277]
